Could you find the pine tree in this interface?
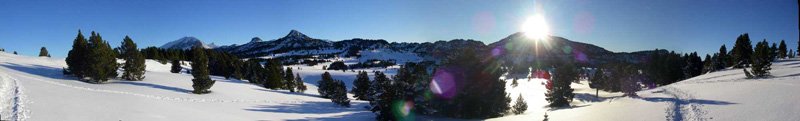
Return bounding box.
[244,60,264,84]
[589,69,604,97]
[264,59,284,89]
[317,72,335,98]
[779,40,788,59]
[13,51,17,55]
[751,40,772,77]
[512,94,527,115]
[731,33,753,68]
[170,60,182,73]
[369,71,398,121]
[330,79,350,107]
[39,47,50,57]
[770,43,778,60]
[351,71,371,100]
[718,45,729,67]
[120,36,146,81]
[546,62,576,107]
[295,73,307,93]
[284,67,296,92]
[190,46,215,94]
[66,30,89,78]
[86,32,118,83]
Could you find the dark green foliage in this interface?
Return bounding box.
[330,79,350,107]
[512,94,527,115]
[317,72,335,98]
[683,52,703,78]
[120,36,146,81]
[546,62,576,107]
[13,51,17,55]
[295,73,307,93]
[718,45,730,68]
[243,59,265,84]
[39,47,50,57]
[263,59,284,89]
[731,33,753,68]
[369,71,398,121]
[66,30,89,78]
[86,32,119,83]
[327,61,348,70]
[432,47,510,119]
[351,71,371,100]
[589,69,604,96]
[191,46,215,94]
[779,40,788,58]
[751,40,772,77]
[170,60,181,73]
[284,67,296,92]
[645,49,686,86]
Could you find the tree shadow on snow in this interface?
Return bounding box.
[255,88,321,98]
[244,101,370,115]
[109,81,192,93]
[573,93,625,103]
[0,63,75,80]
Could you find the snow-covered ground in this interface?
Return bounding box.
[0,52,373,121]
[2,51,800,121]
[492,59,800,121]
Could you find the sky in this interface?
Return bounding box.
[0,0,797,58]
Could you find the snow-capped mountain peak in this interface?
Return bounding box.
[250,37,263,43]
[159,36,215,50]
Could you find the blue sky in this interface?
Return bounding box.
[0,0,797,58]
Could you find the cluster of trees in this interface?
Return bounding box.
[240,59,306,92]
[65,30,143,83]
[317,72,349,107]
[362,47,510,120]
[701,33,786,78]
[546,61,577,107]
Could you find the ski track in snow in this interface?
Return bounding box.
[662,86,707,121]
[6,69,313,104]
[1,73,30,121]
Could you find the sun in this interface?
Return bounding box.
[521,15,550,40]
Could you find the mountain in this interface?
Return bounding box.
[159,37,217,50]
[211,30,654,67]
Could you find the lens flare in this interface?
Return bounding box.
[521,15,550,40]
[431,69,456,99]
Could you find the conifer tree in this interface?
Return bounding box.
[295,73,307,93]
[13,51,17,55]
[718,45,729,67]
[39,47,50,57]
[751,40,772,77]
[512,94,527,115]
[731,33,753,68]
[330,79,350,107]
[546,62,576,107]
[66,30,89,78]
[244,60,264,84]
[264,59,284,89]
[170,59,182,73]
[317,72,335,98]
[120,36,146,81]
[351,71,371,100]
[779,40,788,58]
[284,67,296,92]
[589,69,604,97]
[770,43,778,60]
[369,71,397,121]
[190,46,215,94]
[86,32,118,83]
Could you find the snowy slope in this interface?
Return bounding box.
[0,52,373,121]
[491,59,800,121]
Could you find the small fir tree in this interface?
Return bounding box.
[170,60,182,73]
[512,94,528,115]
[190,46,215,94]
[39,47,50,57]
[351,71,371,100]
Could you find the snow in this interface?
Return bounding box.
[159,37,216,50]
[490,58,800,121]
[3,50,800,121]
[0,52,372,121]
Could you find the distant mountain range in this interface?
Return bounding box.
[159,30,657,66]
